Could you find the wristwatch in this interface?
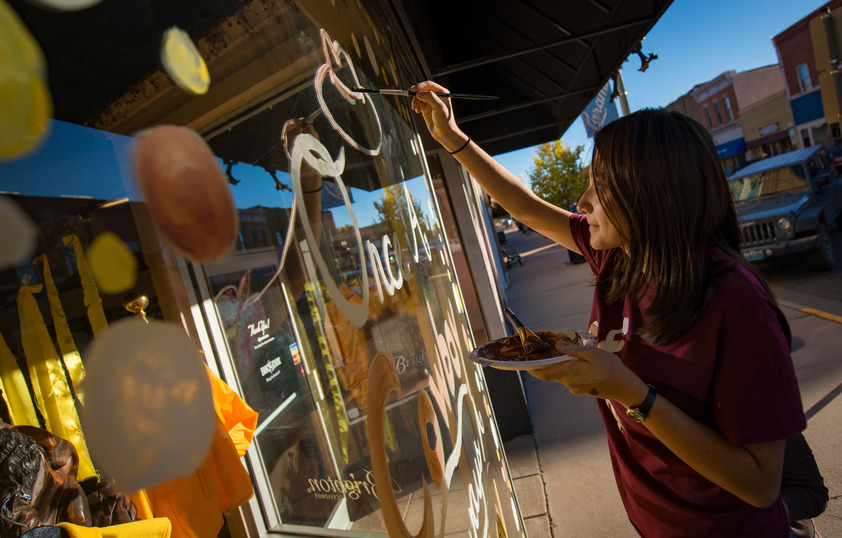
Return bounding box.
[626,385,657,423]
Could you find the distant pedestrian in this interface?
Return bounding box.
[412,81,806,537]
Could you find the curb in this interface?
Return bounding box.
[800,307,842,324]
[779,300,842,325]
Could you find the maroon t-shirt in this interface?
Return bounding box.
[569,213,806,537]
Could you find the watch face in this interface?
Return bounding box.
[627,408,646,422]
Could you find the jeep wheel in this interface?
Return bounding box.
[808,222,836,271]
[568,249,586,265]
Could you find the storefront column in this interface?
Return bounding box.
[431,148,533,440]
[433,148,507,341]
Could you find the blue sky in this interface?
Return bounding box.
[1,0,831,229]
[495,0,831,183]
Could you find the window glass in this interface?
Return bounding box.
[0,0,521,536]
[724,96,734,121]
[729,165,809,202]
[817,149,833,173]
[796,63,812,92]
[801,128,812,148]
[714,102,723,124]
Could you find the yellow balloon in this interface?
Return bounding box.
[0,0,52,161]
[86,232,138,294]
[160,26,210,95]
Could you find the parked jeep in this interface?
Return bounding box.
[728,145,842,270]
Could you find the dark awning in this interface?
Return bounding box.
[746,131,789,149]
[391,0,674,155]
[8,0,673,160]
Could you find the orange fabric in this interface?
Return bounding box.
[128,368,256,538]
[207,365,257,457]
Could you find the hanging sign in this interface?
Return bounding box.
[580,81,620,138]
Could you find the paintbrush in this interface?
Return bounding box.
[504,306,552,357]
[351,87,498,101]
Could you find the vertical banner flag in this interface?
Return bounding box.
[580,82,620,138]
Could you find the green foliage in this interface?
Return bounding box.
[373,184,432,236]
[526,140,587,211]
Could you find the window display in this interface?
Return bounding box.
[0,0,524,536]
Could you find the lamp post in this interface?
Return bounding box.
[613,69,631,117]
[611,42,657,118]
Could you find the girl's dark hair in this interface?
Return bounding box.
[591,108,769,345]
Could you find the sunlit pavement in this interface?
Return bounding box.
[498,225,842,537]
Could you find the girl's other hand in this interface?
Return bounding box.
[530,343,648,406]
[281,116,319,159]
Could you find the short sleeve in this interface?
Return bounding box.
[569,213,611,272]
[708,270,806,444]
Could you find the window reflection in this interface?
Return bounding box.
[1,0,522,535]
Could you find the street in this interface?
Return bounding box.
[759,229,842,317]
[498,224,842,537]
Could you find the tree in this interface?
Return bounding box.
[373,184,433,238]
[526,140,587,211]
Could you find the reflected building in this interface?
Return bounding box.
[0,0,670,536]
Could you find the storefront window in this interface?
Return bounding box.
[1,0,522,536]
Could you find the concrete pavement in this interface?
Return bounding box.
[498,226,842,537]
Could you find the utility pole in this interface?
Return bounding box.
[822,11,842,125]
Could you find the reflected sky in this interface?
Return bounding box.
[0,119,434,230]
[0,120,138,202]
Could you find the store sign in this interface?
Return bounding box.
[306,469,401,501]
[759,123,779,136]
[259,356,282,381]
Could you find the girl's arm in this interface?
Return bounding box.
[639,384,785,507]
[410,81,580,253]
[532,344,786,508]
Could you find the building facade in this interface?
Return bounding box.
[740,88,796,160]
[686,65,798,175]
[691,70,746,175]
[773,0,842,149]
[665,91,703,124]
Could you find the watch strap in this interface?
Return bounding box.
[627,384,657,422]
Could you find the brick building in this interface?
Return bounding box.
[773,0,842,149]
[688,66,790,175]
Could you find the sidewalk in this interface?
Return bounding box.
[498,227,636,537]
[497,225,842,537]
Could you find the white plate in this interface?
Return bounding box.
[468,330,581,371]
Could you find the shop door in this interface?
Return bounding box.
[194,251,352,531]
